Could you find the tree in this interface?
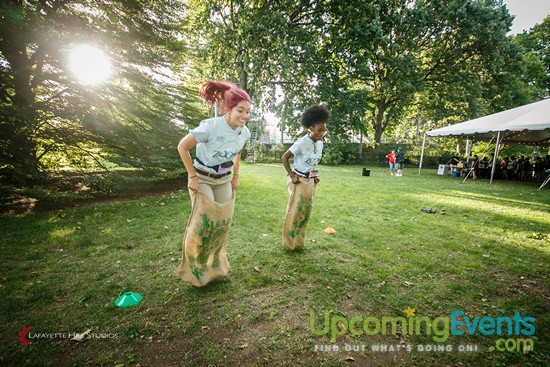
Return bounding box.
[188,0,531,146]
[0,0,202,185]
[184,0,328,135]
[415,13,550,147]
[307,0,517,143]
[512,16,550,99]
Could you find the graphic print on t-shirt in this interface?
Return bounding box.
[304,154,321,166]
[211,141,241,161]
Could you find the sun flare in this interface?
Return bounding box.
[69,45,112,85]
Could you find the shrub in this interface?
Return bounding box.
[322,142,360,165]
[81,172,131,194]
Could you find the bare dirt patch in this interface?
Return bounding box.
[0,180,184,215]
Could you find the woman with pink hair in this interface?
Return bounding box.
[176,80,251,286]
[177,80,251,203]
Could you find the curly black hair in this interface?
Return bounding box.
[300,105,330,128]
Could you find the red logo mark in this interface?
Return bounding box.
[18,326,32,346]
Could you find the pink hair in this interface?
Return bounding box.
[199,80,251,113]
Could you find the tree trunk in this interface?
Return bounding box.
[1,112,41,185]
[0,2,41,185]
[372,101,388,143]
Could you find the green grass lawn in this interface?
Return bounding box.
[1,163,549,366]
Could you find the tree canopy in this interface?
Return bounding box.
[1,0,548,184]
[0,0,205,184]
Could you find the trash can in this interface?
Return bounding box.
[437,164,449,175]
[362,168,370,176]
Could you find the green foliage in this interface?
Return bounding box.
[2,0,549,188]
[295,0,520,142]
[512,16,550,98]
[81,173,133,194]
[322,141,360,165]
[0,0,204,185]
[251,144,289,163]
[470,141,544,160]
[320,145,344,166]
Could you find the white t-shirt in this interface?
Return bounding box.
[190,116,251,174]
[289,134,323,174]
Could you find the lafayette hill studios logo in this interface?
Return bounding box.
[17,325,118,345]
[18,326,32,346]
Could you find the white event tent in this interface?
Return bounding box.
[418,98,550,184]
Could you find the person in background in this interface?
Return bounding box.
[457,159,466,177]
[450,153,460,166]
[479,156,489,179]
[534,157,545,181]
[521,158,531,181]
[281,105,330,250]
[509,156,517,180]
[395,147,405,176]
[470,154,479,180]
[386,150,396,175]
[516,156,524,179]
[500,157,508,180]
[450,153,462,176]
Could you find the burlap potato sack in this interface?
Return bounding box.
[176,190,234,287]
[283,177,317,250]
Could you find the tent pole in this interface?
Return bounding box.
[490,131,501,184]
[418,133,427,175]
[466,140,471,162]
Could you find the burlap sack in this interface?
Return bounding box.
[283,177,317,250]
[176,190,234,287]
